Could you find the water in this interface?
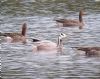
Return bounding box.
[0,0,100,79]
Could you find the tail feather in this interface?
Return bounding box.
[56,19,66,23]
[0,32,8,36]
[32,39,40,42]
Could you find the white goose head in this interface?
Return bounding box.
[57,33,67,47]
[59,33,67,40]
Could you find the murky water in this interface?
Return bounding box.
[0,0,100,79]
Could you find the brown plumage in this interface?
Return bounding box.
[0,23,27,43]
[74,47,100,56]
[56,10,85,29]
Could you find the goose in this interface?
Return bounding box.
[0,23,27,43]
[74,47,100,56]
[32,33,67,52]
[56,10,85,29]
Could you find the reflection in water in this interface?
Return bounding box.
[0,0,100,79]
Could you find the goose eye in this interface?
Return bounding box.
[61,33,63,36]
[59,33,66,38]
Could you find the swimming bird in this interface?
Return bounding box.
[32,33,67,52]
[0,23,27,43]
[56,10,85,29]
[74,47,100,56]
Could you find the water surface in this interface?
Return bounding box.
[0,0,100,79]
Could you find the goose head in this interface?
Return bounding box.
[59,33,67,40]
[57,33,67,47]
[79,10,84,22]
[21,23,27,36]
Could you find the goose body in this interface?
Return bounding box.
[32,33,66,52]
[33,40,57,51]
[74,47,100,56]
[56,19,84,26]
[0,23,27,43]
[56,10,85,29]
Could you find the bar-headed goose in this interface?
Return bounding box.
[56,10,85,29]
[0,23,27,43]
[32,33,67,52]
